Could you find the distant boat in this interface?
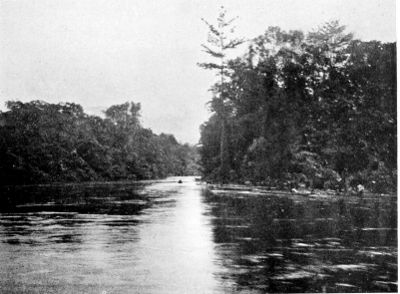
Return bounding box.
[178,180,183,184]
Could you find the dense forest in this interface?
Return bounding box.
[199,12,396,193]
[0,101,199,185]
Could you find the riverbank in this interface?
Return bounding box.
[206,183,397,201]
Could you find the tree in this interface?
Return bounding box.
[0,100,199,185]
[199,21,396,193]
[198,6,245,182]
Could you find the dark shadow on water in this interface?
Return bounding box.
[203,189,397,293]
[0,182,153,214]
[0,181,178,248]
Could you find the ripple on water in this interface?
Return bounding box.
[272,270,321,280]
[0,179,397,293]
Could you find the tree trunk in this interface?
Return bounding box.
[219,117,230,183]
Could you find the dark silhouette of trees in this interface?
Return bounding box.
[0,100,199,185]
[199,21,396,193]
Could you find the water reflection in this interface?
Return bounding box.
[0,178,225,294]
[0,181,153,215]
[204,189,397,292]
[0,178,397,293]
[128,180,222,293]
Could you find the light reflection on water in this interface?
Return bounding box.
[0,178,225,293]
[0,177,397,293]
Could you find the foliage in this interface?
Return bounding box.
[199,21,396,193]
[0,101,199,185]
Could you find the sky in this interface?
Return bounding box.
[0,0,396,144]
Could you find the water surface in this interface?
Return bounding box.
[0,177,397,293]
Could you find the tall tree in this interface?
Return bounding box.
[198,6,244,182]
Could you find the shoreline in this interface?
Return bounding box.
[205,182,397,199]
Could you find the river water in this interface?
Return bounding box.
[0,177,397,293]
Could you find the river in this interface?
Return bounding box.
[0,177,397,293]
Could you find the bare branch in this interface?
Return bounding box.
[201,44,224,58]
[197,62,224,70]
